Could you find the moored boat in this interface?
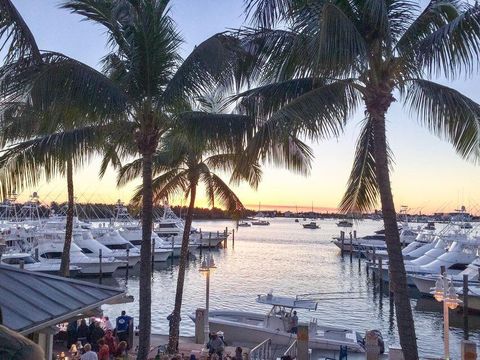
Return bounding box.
[189,293,369,353]
[303,222,320,229]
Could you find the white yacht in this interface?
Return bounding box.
[154,205,186,237]
[189,293,368,353]
[0,252,81,276]
[457,285,480,312]
[33,230,123,276]
[411,257,480,295]
[72,230,129,268]
[237,221,251,227]
[90,227,141,266]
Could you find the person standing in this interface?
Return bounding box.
[89,322,105,352]
[97,339,109,360]
[115,311,132,345]
[103,316,113,332]
[103,329,116,355]
[77,320,89,346]
[80,344,98,360]
[290,311,298,334]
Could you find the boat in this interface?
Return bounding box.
[424,222,436,231]
[237,221,251,227]
[303,222,320,229]
[457,285,480,312]
[91,227,141,266]
[188,292,368,353]
[411,257,480,295]
[0,252,81,276]
[337,220,353,227]
[32,230,124,276]
[251,220,270,226]
[460,223,473,229]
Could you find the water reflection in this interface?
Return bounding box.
[99,218,480,359]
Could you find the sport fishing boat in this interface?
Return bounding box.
[32,230,123,276]
[411,257,480,295]
[0,252,81,276]
[303,222,320,229]
[189,293,369,353]
[336,220,353,227]
[91,227,141,266]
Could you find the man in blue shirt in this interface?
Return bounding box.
[116,310,133,346]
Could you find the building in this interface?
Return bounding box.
[0,265,131,359]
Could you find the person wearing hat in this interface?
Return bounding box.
[207,333,225,357]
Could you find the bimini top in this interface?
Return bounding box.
[256,294,318,310]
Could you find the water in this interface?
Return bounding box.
[102,218,480,358]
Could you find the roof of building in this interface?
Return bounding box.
[0,265,127,334]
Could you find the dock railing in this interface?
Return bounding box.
[283,339,297,359]
[250,338,272,360]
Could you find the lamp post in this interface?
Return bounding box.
[199,253,216,343]
[433,272,461,360]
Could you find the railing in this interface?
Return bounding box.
[283,339,297,359]
[250,338,272,360]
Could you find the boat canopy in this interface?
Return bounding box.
[256,294,318,310]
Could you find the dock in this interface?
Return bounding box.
[131,334,250,359]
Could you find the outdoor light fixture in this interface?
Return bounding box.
[432,272,461,360]
[199,253,217,343]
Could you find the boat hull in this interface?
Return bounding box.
[190,311,364,353]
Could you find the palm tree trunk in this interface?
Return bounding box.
[371,110,418,360]
[168,181,197,353]
[137,151,154,360]
[59,157,74,277]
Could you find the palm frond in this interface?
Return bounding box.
[312,2,367,76]
[234,77,317,120]
[244,0,293,28]
[0,126,100,195]
[131,168,189,206]
[258,80,361,141]
[0,0,41,64]
[163,34,248,105]
[403,79,480,162]
[415,3,480,77]
[206,171,245,213]
[339,118,380,213]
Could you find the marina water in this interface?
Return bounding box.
[102,218,480,359]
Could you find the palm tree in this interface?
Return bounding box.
[117,93,260,352]
[236,1,480,358]
[0,0,112,276]
[0,1,246,357]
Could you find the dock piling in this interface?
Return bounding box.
[378,258,383,293]
[125,245,130,279]
[463,274,469,340]
[232,229,235,248]
[19,259,24,270]
[349,232,353,263]
[99,249,103,284]
[224,227,228,249]
[340,231,345,257]
[152,237,156,272]
[209,233,212,248]
[34,248,39,261]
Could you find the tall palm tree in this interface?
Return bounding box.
[117,93,260,352]
[236,1,480,358]
[0,1,247,357]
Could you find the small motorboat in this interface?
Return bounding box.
[237,221,251,227]
[337,220,353,227]
[460,223,473,229]
[189,292,369,353]
[294,219,299,223]
[251,220,270,226]
[303,222,320,229]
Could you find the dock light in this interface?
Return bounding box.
[432,273,462,360]
[199,253,217,344]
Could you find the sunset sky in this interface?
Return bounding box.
[9,0,480,215]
